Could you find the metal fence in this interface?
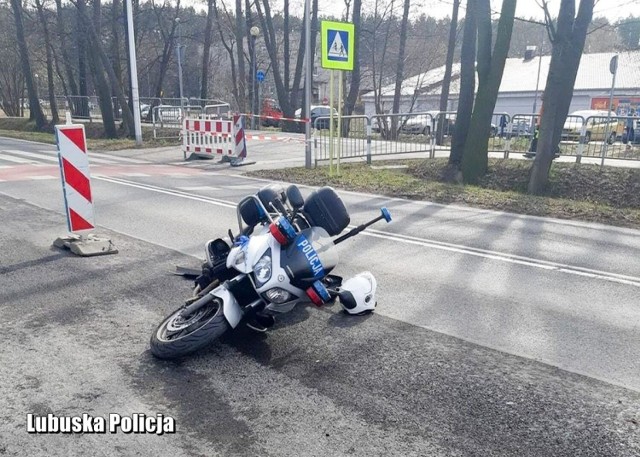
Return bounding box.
[312,111,640,165]
[22,95,228,124]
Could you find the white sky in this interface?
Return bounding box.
[313,0,637,22]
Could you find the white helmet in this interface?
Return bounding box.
[338,272,377,315]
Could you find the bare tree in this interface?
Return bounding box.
[528,0,594,194]
[10,0,46,128]
[450,0,477,170]
[390,0,411,138]
[437,0,459,146]
[200,0,215,100]
[461,0,517,183]
[234,0,246,111]
[34,0,59,123]
[342,0,362,136]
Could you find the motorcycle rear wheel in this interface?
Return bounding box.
[150,296,230,359]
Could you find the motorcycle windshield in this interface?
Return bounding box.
[282,227,338,285]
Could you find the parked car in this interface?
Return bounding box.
[396,111,454,136]
[562,110,623,144]
[371,115,394,134]
[156,105,183,123]
[509,120,533,138]
[400,114,433,135]
[295,105,338,130]
[140,104,151,119]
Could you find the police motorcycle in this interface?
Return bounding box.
[150,184,392,359]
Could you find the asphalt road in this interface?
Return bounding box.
[1,137,639,456]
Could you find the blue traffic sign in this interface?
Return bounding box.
[256,70,265,82]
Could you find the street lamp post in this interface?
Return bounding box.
[250,26,260,130]
[176,18,184,108]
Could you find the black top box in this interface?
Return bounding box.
[303,187,350,236]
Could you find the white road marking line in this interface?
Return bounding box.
[94,176,236,209]
[177,186,221,191]
[39,147,148,164]
[92,176,640,289]
[226,184,259,190]
[164,173,192,177]
[3,149,59,162]
[120,173,150,177]
[0,165,14,169]
[360,228,640,288]
[29,175,57,180]
[0,153,38,164]
[93,154,148,164]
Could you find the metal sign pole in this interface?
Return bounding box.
[126,0,142,145]
[337,71,342,175]
[304,0,312,169]
[329,70,335,176]
[600,55,618,169]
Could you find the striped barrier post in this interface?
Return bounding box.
[230,115,249,166]
[52,124,117,256]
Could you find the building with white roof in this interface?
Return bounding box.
[361,50,640,118]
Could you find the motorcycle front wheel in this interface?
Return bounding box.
[150,296,230,359]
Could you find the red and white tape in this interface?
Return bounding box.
[243,113,310,124]
[55,125,94,232]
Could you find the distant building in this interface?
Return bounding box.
[360,50,640,117]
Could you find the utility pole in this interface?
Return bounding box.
[250,26,260,130]
[304,0,312,168]
[176,17,184,108]
[126,0,142,145]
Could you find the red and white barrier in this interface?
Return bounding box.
[234,115,247,160]
[55,125,94,232]
[182,118,234,159]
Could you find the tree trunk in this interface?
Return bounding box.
[255,0,287,116]
[79,0,118,137]
[449,0,477,168]
[283,0,290,94]
[212,0,239,107]
[200,0,215,101]
[77,0,89,116]
[390,0,411,139]
[55,0,79,115]
[437,0,459,146]
[151,0,181,101]
[10,0,46,129]
[528,0,594,194]
[461,0,517,184]
[35,0,60,124]
[235,0,246,112]
[111,0,124,107]
[344,0,362,118]
[76,0,136,136]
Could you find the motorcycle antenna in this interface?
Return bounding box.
[333,208,392,245]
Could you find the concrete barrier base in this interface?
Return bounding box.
[53,234,118,257]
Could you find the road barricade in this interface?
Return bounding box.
[52,123,117,256]
[182,115,251,166]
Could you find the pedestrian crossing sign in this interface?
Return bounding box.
[321,21,355,71]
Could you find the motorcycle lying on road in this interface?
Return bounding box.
[150,184,392,359]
